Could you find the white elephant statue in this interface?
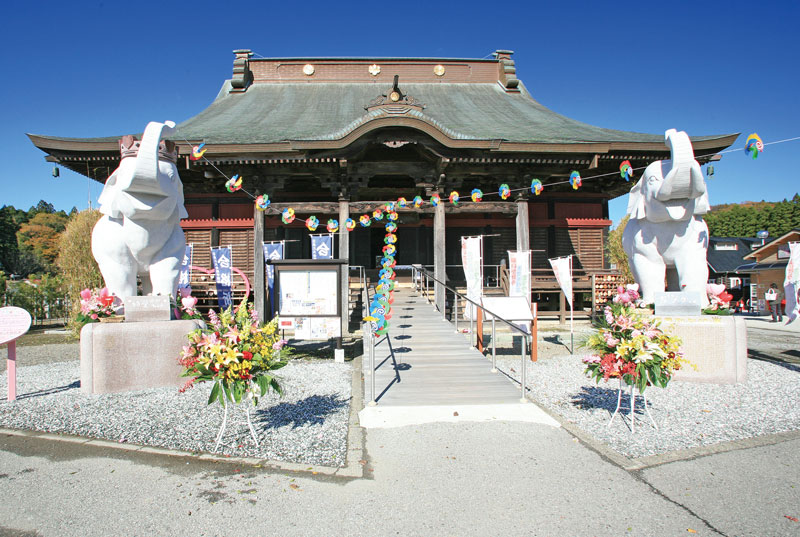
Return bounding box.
[622,129,710,306]
[92,121,188,299]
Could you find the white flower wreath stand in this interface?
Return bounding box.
[213,391,261,452]
[607,378,658,433]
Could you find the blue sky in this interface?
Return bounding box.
[1,0,798,227]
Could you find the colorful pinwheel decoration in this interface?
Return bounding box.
[471,189,483,202]
[225,175,242,193]
[387,211,398,221]
[382,244,396,255]
[530,179,543,196]
[570,171,582,190]
[385,222,397,232]
[619,160,633,181]
[281,208,295,224]
[413,196,423,208]
[255,194,270,210]
[306,216,319,231]
[326,219,339,233]
[745,133,764,159]
[397,197,408,209]
[384,234,397,244]
[345,218,356,231]
[189,143,206,161]
[449,191,460,205]
[431,194,441,207]
[373,208,384,221]
[499,184,511,200]
[384,202,396,212]
[359,215,371,227]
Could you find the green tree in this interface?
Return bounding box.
[606,216,633,282]
[17,212,69,268]
[0,206,20,273]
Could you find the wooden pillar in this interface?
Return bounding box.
[253,204,267,322]
[516,195,529,251]
[339,196,350,336]
[434,201,446,314]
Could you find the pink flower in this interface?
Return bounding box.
[615,315,635,330]
[224,327,240,344]
[179,287,193,298]
[98,287,114,307]
[272,339,288,351]
[80,288,92,301]
[582,354,601,364]
[604,333,619,348]
[631,329,642,338]
[90,313,98,320]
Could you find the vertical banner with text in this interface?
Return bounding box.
[508,250,531,299]
[311,234,334,260]
[263,241,284,317]
[177,244,193,289]
[211,246,233,310]
[784,242,800,323]
[461,236,483,320]
[548,255,573,308]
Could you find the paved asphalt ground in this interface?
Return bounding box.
[0,316,799,536]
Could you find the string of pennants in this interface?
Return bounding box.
[177,128,777,235]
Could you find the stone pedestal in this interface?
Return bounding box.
[80,319,204,394]
[657,315,747,384]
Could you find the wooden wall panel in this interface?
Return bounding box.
[184,230,212,269]
[219,229,255,284]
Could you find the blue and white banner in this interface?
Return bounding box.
[211,246,233,310]
[177,244,193,289]
[508,250,531,299]
[263,241,284,316]
[311,234,333,260]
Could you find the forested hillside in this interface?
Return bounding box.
[703,194,800,237]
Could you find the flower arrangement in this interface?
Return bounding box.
[179,300,289,406]
[703,284,733,315]
[583,284,690,393]
[76,287,118,325]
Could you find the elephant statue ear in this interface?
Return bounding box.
[626,179,646,219]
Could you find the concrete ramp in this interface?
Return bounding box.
[360,288,559,429]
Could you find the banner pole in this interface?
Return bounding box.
[570,255,574,354]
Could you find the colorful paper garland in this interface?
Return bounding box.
[326,219,339,232]
[570,171,582,190]
[449,191,459,205]
[499,184,510,200]
[745,133,764,159]
[225,175,242,193]
[281,208,295,224]
[345,218,356,231]
[397,197,408,208]
[413,196,423,208]
[619,160,633,181]
[471,189,483,202]
[359,215,371,227]
[385,222,397,232]
[255,194,270,210]
[189,143,206,161]
[530,179,543,195]
[431,194,440,207]
[387,211,398,221]
[305,216,319,231]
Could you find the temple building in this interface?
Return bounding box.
[29,49,737,319]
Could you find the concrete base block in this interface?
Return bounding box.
[657,315,747,384]
[80,320,204,394]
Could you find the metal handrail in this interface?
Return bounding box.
[412,264,532,403]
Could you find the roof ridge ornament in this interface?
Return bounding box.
[230,49,253,93]
[365,75,426,112]
[493,49,519,92]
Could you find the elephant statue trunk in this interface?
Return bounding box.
[91,121,188,299]
[622,129,711,306]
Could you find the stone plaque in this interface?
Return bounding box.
[123,296,171,322]
[654,291,702,316]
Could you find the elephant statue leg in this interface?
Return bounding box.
[628,252,666,305]
[91,216,138,297]
[672,253,710,306]
[147,226,187,297]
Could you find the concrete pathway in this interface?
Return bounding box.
[359,289,557,428]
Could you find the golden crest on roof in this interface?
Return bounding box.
[302,64,315,76]
[368,64,381,76]
[433,64,445,77]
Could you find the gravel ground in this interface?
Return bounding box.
[0,358,352,467]
[496,352,800,458]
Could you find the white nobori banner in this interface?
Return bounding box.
[461,236,483,320]
[784,242,800,324]
[548,255,573,308]
[508,250,531,298]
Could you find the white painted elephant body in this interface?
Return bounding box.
[91,121,187,298]
[622,129,710,306]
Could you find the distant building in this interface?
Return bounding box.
[738,229,800,313]
[706,236,762,303]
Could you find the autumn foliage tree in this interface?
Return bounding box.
[17,212,69,267]
[56,209,103,335]
[606,216,633,282]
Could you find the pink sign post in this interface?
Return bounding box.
[0,307,32,401]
